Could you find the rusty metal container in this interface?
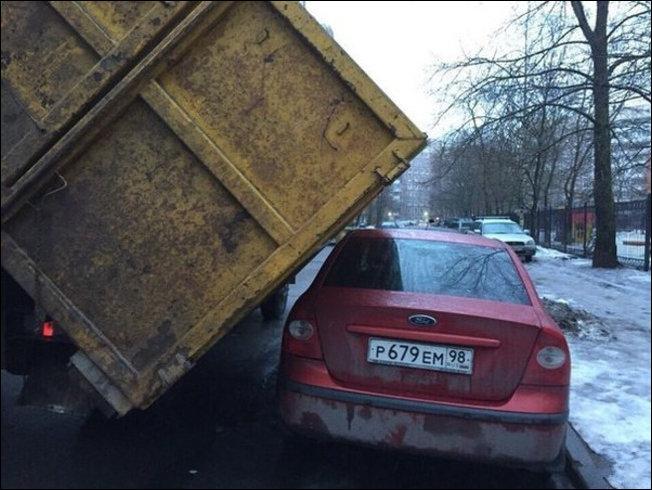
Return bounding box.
[1,1,426,414]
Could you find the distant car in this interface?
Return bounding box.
[278,229,570,470]
[379,221,399,229]
[442,218,474,233]
[471,218,536,262]
[395,219,418,229]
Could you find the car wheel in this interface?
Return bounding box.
[525,255,533,263]
[261,284,289,321]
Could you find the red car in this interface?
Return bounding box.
[278,229,569,470]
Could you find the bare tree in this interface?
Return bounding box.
[430,1,651,267]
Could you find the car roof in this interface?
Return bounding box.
[347,228,507,249]
[476,218,517,223]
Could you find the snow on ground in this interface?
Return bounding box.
[526,250,651,489]
[544,230,649,262]
[535,245,574,259]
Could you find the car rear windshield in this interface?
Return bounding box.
[482,222,524,234]
[324,237,530,305]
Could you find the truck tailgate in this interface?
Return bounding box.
[1,1,427,415]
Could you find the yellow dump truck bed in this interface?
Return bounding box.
[1,1,426,415]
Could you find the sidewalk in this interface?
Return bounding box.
[526,248,651,489]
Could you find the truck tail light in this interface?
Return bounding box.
[41,321,55,338]
[521,328,570,386]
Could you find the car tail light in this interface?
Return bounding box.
[282,296,323,360]
[288,320,314,341]
[536,347,566,369]
[521,328,570,386]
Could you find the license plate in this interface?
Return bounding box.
[367,338,474,375]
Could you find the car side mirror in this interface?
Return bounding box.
[524,229,530,235]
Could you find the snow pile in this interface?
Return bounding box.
[536,246,574,259]
[540,293,570,304]
[526,253,651,489]
[541,297,613,341]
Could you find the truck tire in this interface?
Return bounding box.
[260,284,289,321]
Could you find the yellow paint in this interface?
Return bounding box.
[1,1,427,413]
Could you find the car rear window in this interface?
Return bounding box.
[482,222,524,234]
[324,237,530,305]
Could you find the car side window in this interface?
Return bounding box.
[325,237,403,291]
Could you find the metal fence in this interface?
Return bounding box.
[526,195,651,270]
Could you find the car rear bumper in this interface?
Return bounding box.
[278,357,568,467]
[511,245,536,256]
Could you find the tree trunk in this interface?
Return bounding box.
[373,189,390,227]
[530,203,539,244]
[565,188,575,249]
[570,0,618,267]
[590,16,618,267]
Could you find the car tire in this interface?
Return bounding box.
[261,284,289,321]
[525,255,533,263]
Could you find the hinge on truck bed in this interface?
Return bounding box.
[71,352,133,417]
[374,150,410,185]
[157,353,193,388]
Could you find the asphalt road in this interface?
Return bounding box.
[1,247,572,489]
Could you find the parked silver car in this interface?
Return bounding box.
[471,218,536,261]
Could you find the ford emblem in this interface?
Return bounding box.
[408,314,437,327]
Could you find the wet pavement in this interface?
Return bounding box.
[1,247,571,489]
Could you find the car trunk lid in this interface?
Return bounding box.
[315,289,541,402]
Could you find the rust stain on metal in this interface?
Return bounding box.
[300,411,330,435]
[423,415,483,439]
[131,319,176,371]
[1,1,193,190]
[385,424,408,446]
[358,405,373,421]
[345,402,355,430]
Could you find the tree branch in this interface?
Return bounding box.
[608,83,652,103]
[571,1,595,45]
[608,51,652,75]
[608,8,652,38]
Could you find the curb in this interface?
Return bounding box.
[565,423,614,489]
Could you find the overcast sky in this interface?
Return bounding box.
[306,1,519,138]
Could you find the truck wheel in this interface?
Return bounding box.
[260,284,289,321]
